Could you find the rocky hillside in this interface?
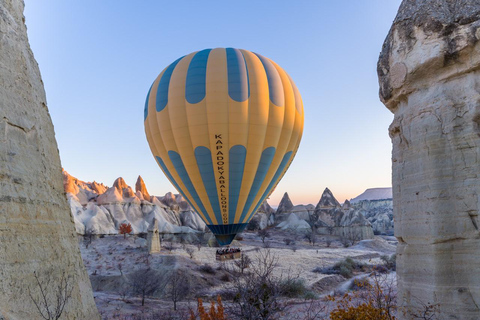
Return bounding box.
[267,187,395,239]
[63,170,206,235]
[350,187,392,203]
[64,170,393,237]
[350,188,393,235]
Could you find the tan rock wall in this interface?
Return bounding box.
[378,1,480,318]
[0,0,99,319]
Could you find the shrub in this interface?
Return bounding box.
[220,273,230,282]
[280,278,308,298]
[349,277,371,291]
[314,257,365,279]
[190,296,226,320]
[328,272,396,320]
[199,264,215,275]
[373,264,389,274]
[381,254,396,271]
[339,265,353,278]
[312,266,337,274]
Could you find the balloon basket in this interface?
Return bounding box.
[215,249,242,261]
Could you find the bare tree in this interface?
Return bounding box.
[325,236,332,248]
[29,270,73,320]
[290,298,325,320]
[230,249,288,320]
[304,228,317,246]
[129,268,168,306]
[166,270,190,311]
[258,229,271,243]
[234,253,252,274]
[346,229,361,246]
[194,233,207,251]
[83,227,96,248]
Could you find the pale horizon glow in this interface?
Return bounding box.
[24,1,401,207]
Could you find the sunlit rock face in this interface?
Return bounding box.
[64,170,206,235]
[378,1,480,318]
[0,0,99,318]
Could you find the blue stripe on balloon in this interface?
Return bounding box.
[167,151,213,225]
[254,53,283,107]
[144,82,153,121]
[241,51,250,99]
[155,156,213,225]
[186,49,211,104]
[238,147,276,223]
[245,151,293,223]
[194,146,223,224]
[156,56,184,112]
[226,48,248,102]
[228,145,246,223]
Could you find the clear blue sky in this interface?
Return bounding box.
[24,0,401,206]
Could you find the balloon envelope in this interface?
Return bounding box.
[144,48,304,245]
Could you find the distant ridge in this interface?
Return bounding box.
[350,187,392,203]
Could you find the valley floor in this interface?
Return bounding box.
[80,231,397,319]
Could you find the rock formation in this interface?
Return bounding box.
[276,192,294,214]
[350,187,392,203]
[270,188,375,240]
[353,199,393,235]
[64,170,205,235]
[0,1,99,318]
[314,188,340,210]
[135,175,151,201]
[313,188,374,240]
[247,200,275,230]
[147,219,161,253]
[378,1,480,318]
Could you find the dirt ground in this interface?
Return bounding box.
[80,230,397,319]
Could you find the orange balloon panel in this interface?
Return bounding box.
[144,48,304,245]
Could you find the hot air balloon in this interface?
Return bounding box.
[144,48,304,246]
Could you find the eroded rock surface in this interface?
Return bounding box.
[0,1,99,318]
[64,170,206,235]
[378,1,480,318]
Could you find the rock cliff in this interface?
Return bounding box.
[0,1,99,318]
[378,1,480,318]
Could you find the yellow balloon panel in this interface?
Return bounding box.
[144,48,304,245]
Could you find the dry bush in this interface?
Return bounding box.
[327,271,396,320]
[229,248,290,320]
[381,254,396,271]
[29,270,73,320]
[190,296,226,320]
